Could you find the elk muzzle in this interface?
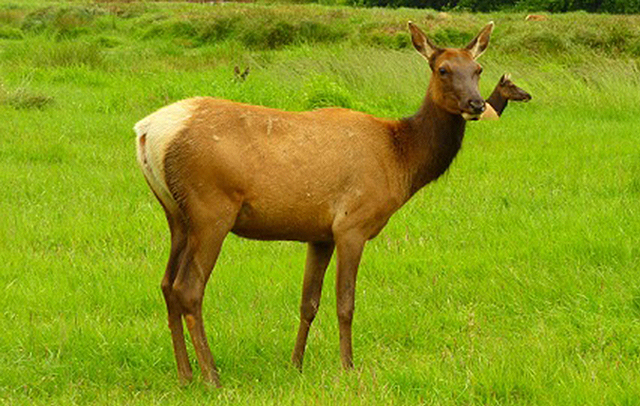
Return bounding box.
[461,97,486,121]
[520,92,532,102]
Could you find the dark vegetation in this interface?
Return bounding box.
[88,0,640,13]
[2,3,640,56]
[353,0,640,13]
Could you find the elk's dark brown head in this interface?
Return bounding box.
[409,22,494,120]
[498,73,532,102]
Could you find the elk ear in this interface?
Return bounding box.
[466,21,494,59]
[500,73,510,85]
[408,21,440,60]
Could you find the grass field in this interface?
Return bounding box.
[1,1,640,404]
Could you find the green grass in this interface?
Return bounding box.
[1,1,639,405]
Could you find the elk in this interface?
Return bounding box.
[135,21,494,386]
[233,66,250,82]
[525,14,548,21]
[486,73,532,116]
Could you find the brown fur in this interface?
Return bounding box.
[136,21,494,386]
[526,14,548,21]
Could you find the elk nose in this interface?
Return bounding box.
[468,99,486,114]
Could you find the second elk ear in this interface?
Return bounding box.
[465,22,494,59]
[408,22,441,61]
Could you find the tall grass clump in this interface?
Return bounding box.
[303,74,354,109]
[3,39,104,69]
[141,17,198,41]
[496,13,640,57]
[198,16,239,44]
[0,4,25,25]
[138,12,349,50]
[20,6,103,38]
[0,25,22,39]
[0,86,54,110]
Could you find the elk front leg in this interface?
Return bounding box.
[292,241,335,370]
[335,233,365,369]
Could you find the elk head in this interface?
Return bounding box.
[499,73,532,102]
[409,21,494,120]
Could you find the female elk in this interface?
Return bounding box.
[486,73,532,116]
[136,22,494,386]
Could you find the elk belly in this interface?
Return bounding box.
[231,199,335,242]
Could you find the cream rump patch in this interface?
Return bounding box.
[134,98,198,212]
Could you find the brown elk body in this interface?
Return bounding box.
[525,14,548,21]
[135,22,494,386]
[486,73,532,116]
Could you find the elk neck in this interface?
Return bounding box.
[486,86,507,116]
[391,81,467,197]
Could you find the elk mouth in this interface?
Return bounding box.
[461,112,482,121]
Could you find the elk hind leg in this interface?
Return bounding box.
[172,206,236,387]
[161,213,193,384]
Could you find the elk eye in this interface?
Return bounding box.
[438,67,448,75]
